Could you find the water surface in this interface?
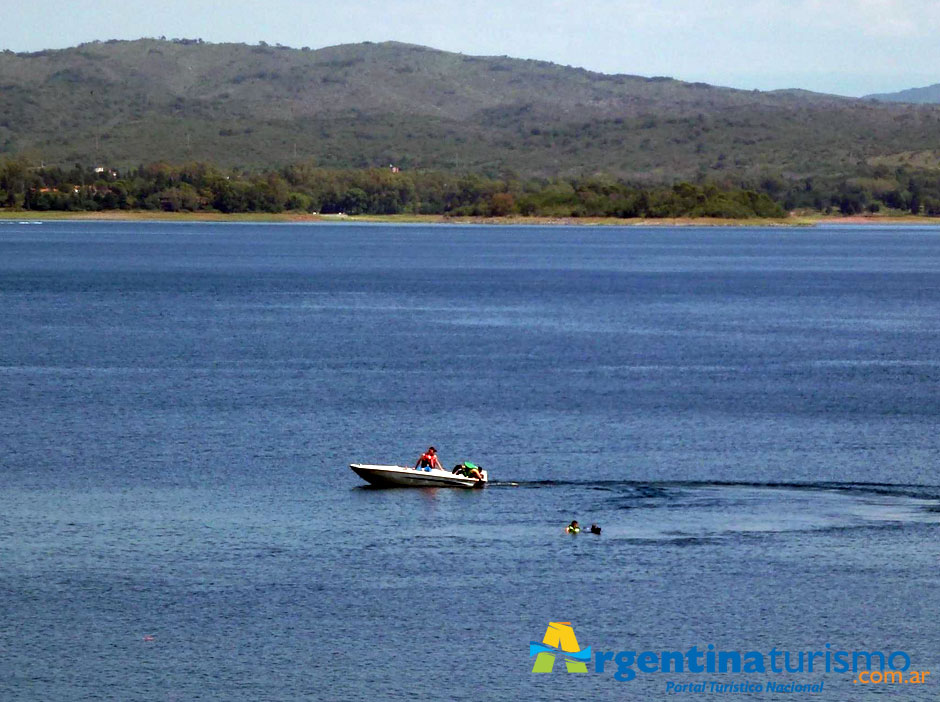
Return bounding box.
[1,222,937,700]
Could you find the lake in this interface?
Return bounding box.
[1,221,937,700]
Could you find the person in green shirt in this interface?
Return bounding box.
[452,461,484,480]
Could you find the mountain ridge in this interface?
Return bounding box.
[865,83,940,104]
[2,38,940,181]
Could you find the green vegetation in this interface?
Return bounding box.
[0,159,785,219]
[4,37,940,219]
[10,156,940,220]
[760,164,940,215]
[4,38,940,189]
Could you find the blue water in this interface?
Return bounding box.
[1,221,938,700]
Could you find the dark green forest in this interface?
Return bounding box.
[7,157,940,218]
[0,159,789,218]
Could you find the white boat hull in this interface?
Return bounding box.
[350,464,487,488]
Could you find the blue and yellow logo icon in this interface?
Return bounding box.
[530,622,591,673]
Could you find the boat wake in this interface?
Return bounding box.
[488,479,940,540]
[493,478,940,500]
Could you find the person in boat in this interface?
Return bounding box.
[566,520,580,534]
[414,446,442,471]
[452,462,484,480]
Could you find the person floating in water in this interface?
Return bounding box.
[414,446,442,471]
[565,520,601,534]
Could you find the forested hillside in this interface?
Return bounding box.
[3,38,940,186]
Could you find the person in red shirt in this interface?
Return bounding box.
[414,446,442,471]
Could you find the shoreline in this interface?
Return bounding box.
[0,210,937,226]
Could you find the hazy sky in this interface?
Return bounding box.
[3,0,938,96]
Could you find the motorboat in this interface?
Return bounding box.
[350,463,488,488]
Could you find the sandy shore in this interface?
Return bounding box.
[0,210,936,226]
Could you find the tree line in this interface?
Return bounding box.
[0,159,786,219]
[761,165,940,216]
[9,158,940,219]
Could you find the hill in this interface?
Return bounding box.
[865,84,940,104]
[3,38,940,182]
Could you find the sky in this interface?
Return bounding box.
[2,0,938,96]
